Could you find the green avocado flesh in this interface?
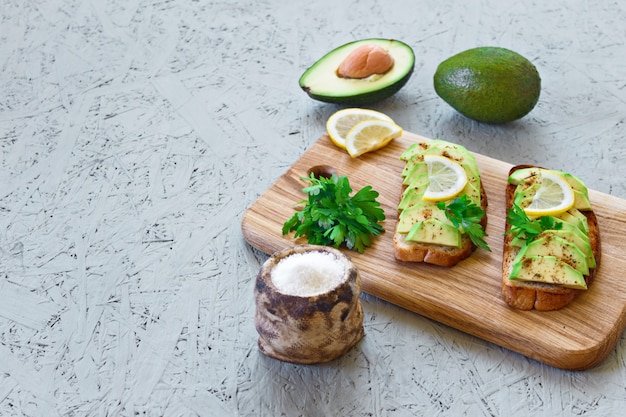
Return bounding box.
[515,235,589,275]
[509,256,587,290]
[299,38,415,105]
[508,168,594,288]
[397,139,482,247]
[406,219,461,248]
[434,47,541,124]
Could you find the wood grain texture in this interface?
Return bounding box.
[242,132,626,370]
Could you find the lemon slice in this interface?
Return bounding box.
[345,119,403,157]
[326,108,395,149]
[524,170,575,217]
[422,154,468,201]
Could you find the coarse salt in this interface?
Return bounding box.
[271,251,346,297]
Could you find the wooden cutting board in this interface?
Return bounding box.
[241,131,626,370]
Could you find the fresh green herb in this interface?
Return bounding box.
[437,195,491,251]
[282,173,386,253]
[505,203,562,243]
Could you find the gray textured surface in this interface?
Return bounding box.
[1,0,625,416]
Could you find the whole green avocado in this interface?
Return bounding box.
[434,47,541,124]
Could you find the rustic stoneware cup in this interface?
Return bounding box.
[254,244,364,364]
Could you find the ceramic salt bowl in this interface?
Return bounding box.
[254,244,364,364]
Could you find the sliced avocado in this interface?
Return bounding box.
[461,181,482,207]
[554,170,588,194]
[547,218,590,244]
[434,47,541,124]
[515,235,589,275]
[508,167,542,185]
[573,189,593,211]
[513,182,541,209]
[398,182,429,211]
[556,209,588,233]
[400,142,430,161]
[512,168,593,216]
[402,163,428,185]
[566,208,589,233]
[538,228,595,269]
[299,38,415,105]
[509,168,586,191]
[510,235,526,247]
[400,165,481,210]
[400,141,481,184]
[510,255,587,289]
[549,170,592,210]
[397,204,448,233]
[401,140,477,167]
[406,219,462,248]
[398,139,486,249]
[398,178,481,212]
[507,217,595,269]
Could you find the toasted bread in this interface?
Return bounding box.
[393,168,488,267]
[502,165,601,311]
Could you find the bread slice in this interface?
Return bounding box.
[502,165,601,311]
[393,177,488,267]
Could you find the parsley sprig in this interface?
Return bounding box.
[437,195,491,252]
[505,203,562,243]
[282,173,386,253]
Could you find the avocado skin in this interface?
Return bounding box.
[434,47,541,124]
[302,72,412,105]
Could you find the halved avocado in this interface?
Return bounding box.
[299,38,415,105]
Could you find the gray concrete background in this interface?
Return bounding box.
[1,0,625,415]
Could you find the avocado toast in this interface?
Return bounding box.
[394,139,488,266]
[502,165,601,311]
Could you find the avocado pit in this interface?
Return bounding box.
[337,44,394,79]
